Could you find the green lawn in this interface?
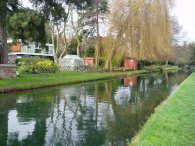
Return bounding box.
[130,72,195,146]
[0,70,147,93]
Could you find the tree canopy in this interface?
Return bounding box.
[102,0,175,70]
[1,0,191,68]
[8,9,46,46]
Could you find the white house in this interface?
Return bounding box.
[8,41,54,59]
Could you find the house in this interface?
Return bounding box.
[8,41,54,59]
[124,58,138,70]
[83,57,95,66]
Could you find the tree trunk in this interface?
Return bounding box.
[52,23,59,65]
[104,47,115,71]
[53,54,59,65]
[0,1,8,64]
[0,24,8,64]
[109,59,113,72]
[95,1,100,67]
[76,36,80,57]
[95,44,99,67]
[104,58,113,72]
[166,60,169,66]
[105,59,109,69]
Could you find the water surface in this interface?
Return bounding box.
[0,71,188,146]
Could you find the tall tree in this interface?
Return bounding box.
[85,0,108,66]
[104,0,174,70]
[30,0,98,64]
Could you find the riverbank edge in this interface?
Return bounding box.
[0,66,179,93]
[130,72,195,146]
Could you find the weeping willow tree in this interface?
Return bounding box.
[103,0,175,70]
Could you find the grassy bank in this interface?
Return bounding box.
[0,65,179,93]
[130,72,195,146]
[145,65,180,72]
[0,70,147,93]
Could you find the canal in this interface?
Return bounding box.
[0,71,189,146]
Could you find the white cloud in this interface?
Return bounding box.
[21,0,32,8]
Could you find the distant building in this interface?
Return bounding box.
[124,58,138,70]
[83,57,95,66]
[8,41,54,59]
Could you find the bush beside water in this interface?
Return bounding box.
[17,58,58,74]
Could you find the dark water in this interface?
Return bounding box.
[0,71,189,146]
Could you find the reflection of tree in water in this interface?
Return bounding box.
[0,113,8,146]
[45,84,109,146]
[0,88,59,146]
[105,72,188,145]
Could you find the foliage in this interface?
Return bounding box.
[81,0,108,36]
[66,36,82,55]
[7,10,46,46]
[81,37,96,57]
[16,58,49,66]
[35,60,58,73]
[103,0,174,70]
[85,46,95,57]
[171,42,194,65]
[171,17,185,48]
[190,43,195,64]
[18,60,58,74]
[29,0,105,64]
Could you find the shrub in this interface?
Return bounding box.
[18,60,58,74]
[35,60,58,73]
[16,58,49,67]
[17,64,33,74]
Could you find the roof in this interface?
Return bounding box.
[63,55,82,60]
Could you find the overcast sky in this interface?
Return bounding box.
[173,0,195,42]
[22,0,195,42]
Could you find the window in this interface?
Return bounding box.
[35,43,39,48]
[46,46,49,54]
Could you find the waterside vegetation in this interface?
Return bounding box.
[0,66,179,93]
[130,72,195,146]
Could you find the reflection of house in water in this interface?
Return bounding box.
[59,86,86,98]
[16,96,34,104]
[124,76,138,86]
